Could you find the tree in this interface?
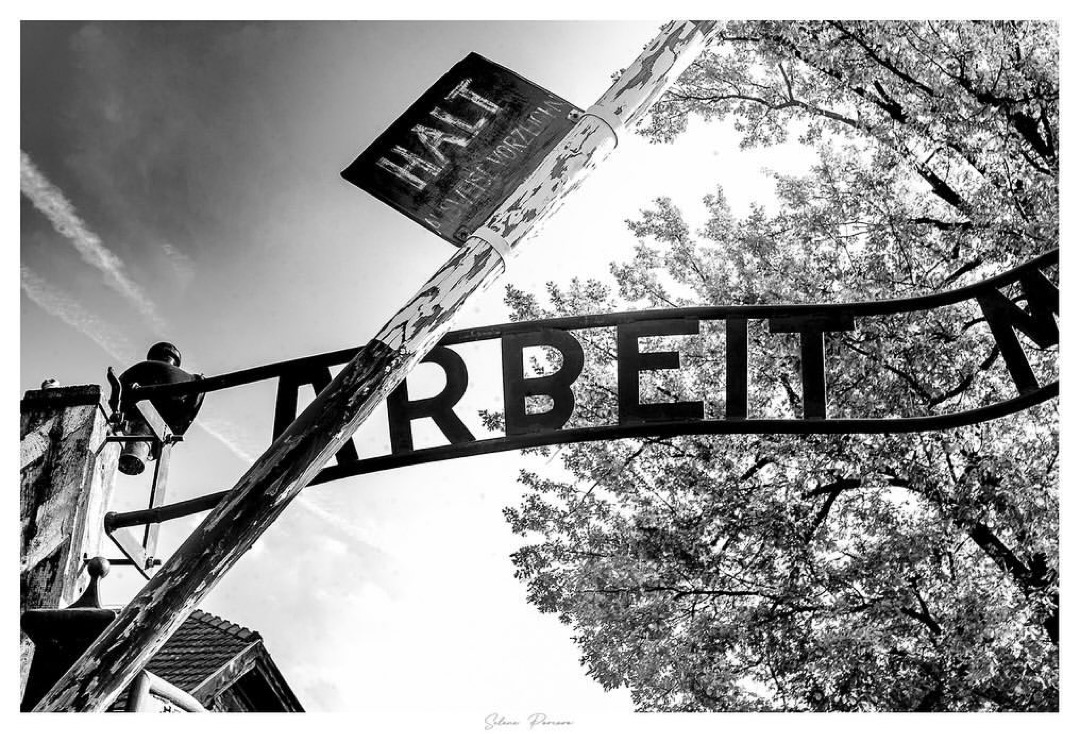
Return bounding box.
[501,21,1058,711]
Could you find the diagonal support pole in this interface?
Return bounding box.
[32,20,718,712]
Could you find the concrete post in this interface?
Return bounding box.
[19,385,119,699]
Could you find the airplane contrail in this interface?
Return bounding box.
[22,154,358,548]
[198,415,376,547]
[20,150,168,332]
[20,266,140,365]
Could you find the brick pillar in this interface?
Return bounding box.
[20,385,118,699]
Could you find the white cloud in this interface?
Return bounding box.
[20,149,168,332]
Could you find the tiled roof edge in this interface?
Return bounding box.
[189,609,261,641]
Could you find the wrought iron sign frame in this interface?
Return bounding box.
[107,249,1058,536]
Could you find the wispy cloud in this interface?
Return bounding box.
[22,156,360,553]
[293,494,379,550]
[199,416,375,549]
[160,242,196,290]
[20,150,168,332]
[197,416,260,464]
[21,266,139,364]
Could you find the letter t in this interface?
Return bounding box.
[768,314,855,419]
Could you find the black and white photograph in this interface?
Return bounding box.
[16,6,1062,728]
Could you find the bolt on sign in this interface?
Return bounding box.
[341,53,582,246]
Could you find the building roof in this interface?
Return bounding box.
[145,610,259,693]
[111,609,303,711]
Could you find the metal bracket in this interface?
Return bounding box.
[106,366,123,422]
[135,399,172,443]
[103,399,178,579]
[106,526,155,580]
[142,440,172,559]
[103,399,182,448]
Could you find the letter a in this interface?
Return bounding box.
[376,145,443,190]
[273,366,360,467]
[411,124,474,165]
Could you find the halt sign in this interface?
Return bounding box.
[341,53,581,246]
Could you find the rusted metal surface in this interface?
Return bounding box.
[33,21,719,711]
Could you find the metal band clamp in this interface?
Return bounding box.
[583,105,624,148]
[472,226,513,262]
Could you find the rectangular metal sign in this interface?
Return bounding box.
[341,52,581,246]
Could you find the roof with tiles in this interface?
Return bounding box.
[143,609,260,692]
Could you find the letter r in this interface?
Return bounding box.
[387,346,474,453]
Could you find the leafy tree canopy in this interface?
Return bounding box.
[501,21,1058,712]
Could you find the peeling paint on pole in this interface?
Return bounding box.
[32,20,718,712]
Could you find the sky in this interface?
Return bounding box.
[28,11,1066,729]
[11,6,1076,733]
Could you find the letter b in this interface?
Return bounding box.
[501,329,584,436]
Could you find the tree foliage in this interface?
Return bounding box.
[502,21,1058,711]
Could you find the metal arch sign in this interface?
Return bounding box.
[127,250,1058,500]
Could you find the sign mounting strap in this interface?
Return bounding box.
[583,104,624,148]
[473,226,513,262]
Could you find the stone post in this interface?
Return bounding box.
[20,385,118,698]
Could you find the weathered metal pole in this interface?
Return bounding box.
[33,20,717,711]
